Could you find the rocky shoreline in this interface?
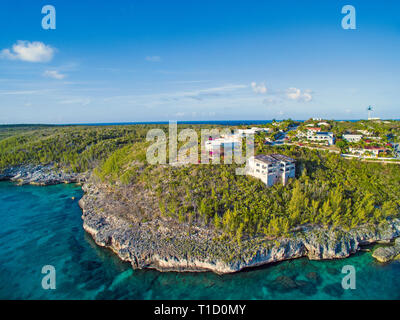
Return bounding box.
[79,180,400,274]
[2,165,400,274]
[372,238,400,262]
[0,165,88,185]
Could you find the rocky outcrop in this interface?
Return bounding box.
[0,165,88,185]
[372,238,400,263]
[80,181,400,274]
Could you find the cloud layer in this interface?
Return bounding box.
[43,70,65,80]
[0,41,55,62]
[286,87,312,102]
[251,82,267,94]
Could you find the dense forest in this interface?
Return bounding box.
[93,129,400,241]
[1,123,399,240]
[144,148,399,241]
[0,125,161,172]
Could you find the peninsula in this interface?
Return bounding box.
[1,120,399,273]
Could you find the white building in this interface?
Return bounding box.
[306,131,335,145]
[349,146,386,157]
[246,154,296,186]
[342,134,363,143]
[205,137,241,159]
[235,127,270,136]
[357,130,372,136]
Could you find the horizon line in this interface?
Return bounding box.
[1,119,399,126]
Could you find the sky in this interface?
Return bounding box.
[0,0,399,124]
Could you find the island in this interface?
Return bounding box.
[1,120,399,274]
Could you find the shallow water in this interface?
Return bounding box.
[0,181,399,300]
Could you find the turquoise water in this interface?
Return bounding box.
[1,181,400,300]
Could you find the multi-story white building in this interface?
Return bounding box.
[342,134,363,143]
[246,154,296,186]
[306,131,335,145]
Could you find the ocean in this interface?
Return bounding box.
[1,181,400,300]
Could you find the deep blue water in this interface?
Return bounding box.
[1,181,400,300]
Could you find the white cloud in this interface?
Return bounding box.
[0,41,55,62]
[0,89,50,95]
[286,87,312,102]
[43,70,65,80]
[251,82,267,94]
[59,98,91,106]
[145,56,161,62]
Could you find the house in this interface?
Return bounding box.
[307,131,335,145]
[369,136,382,141]
[349,146,387,157]
[306,127,322,133]
[317,122,330,127]
[235,127,271,137]
[357,130,372,136]
[205,137,241,159]
[342,134,363,143]
[246,154,296,186]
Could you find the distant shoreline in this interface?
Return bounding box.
[1,119,399,127]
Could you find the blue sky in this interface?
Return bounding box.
[0,0,399,124]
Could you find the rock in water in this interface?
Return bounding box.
[372,238,400,263]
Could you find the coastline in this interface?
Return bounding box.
[2,164,400,274]
[79,179,400,274]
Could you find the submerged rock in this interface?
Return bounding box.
[296,280,317,296]
[268,276,299,292]
[323,283,344,298]
[306,272,322,285]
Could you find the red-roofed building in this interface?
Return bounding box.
[307,127,322,133]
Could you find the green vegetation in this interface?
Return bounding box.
[0,125,156,172]
[139,146,399,240]
[1,121,399,242]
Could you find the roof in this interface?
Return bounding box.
[316,132,334,136]
[307,127,321,131]
[364,146,386,150]
[254,154,295,164]
[343,134,362,137]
